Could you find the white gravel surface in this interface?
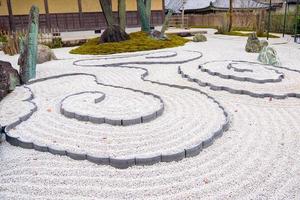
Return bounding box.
[0,29,300,199]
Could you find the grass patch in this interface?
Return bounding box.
[215,31,279,38]
[70,31,189,55]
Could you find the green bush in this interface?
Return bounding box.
[0,35,7,43]
[44,37,63,49]
[70,31,189,55]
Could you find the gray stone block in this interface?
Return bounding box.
[110,157,135,169]
[142,113,156,123]
[156,107,164,117]
[202,137,214,148]
[162,151,185,162]
[67,151,87,160]
[105,119,122,126]
[18,139,33,149]
[5,135,19,146]
[135,154,161,165]
[185,142,203,157]
[64,110,75,118]
[89,116,104,124]
[48,146,66,155]
[33,143,48,152]
[122,118,141,126]
[86,155,109,165]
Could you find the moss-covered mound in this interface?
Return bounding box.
[215,31,279,38]
[70,31,189,55]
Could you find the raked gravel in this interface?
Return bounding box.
[0,30,300,199]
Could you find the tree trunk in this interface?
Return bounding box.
[160,10,173,38]
[228,0,233,32]
[99,0,114,26]
[99,0,129,43]
[118,0,126,30]
[136,0,151,32]
[145,0,152,26]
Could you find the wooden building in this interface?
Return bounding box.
[0,0,165,32]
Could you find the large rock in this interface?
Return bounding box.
[37,44,57,64]
[193,33,207,42]
[258,46,281,66]
[245,32,263,53]
[0,61,20,100]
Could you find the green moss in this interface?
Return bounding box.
[70,31,189,55]
[190,25,218,29]
[215,31,279,38]
[0,35,7,43]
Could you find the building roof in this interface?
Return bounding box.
[213,0,268,9]
[165,0,270,12]
[184,0,213,10]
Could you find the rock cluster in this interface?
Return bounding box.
[0,61,20,100]
[37,44,57,64]
[258,46,281,66]
[193,33,207,42]
[245,32,268,53]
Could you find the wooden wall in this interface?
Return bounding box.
[0,0,164,31]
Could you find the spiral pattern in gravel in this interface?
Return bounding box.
[1,38,300,199]
[179,60,300,99]
[2,50,228,169]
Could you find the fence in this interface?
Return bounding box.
[171,12,260,30]
[170,11,298,34]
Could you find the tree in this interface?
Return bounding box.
[228,0,233,32]
[136,0,152,32]
[118,0,126,30]
[98,0,129,43]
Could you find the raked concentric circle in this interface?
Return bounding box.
[60,90,164,126]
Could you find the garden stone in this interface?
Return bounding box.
[258,46,281,66]
[18,5,39,83]
[245,32,262,53]
[37,44,57,64]
[0,60,20,100]
[260,40,268,48]
[150,29,162,39]
[193,33,207,42]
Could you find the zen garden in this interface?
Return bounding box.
[1,0,300,199]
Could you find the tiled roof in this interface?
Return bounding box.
[165,0,270,12]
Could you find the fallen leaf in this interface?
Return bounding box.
[203,178,209,184]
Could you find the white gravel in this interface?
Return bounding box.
[0,29,300,199]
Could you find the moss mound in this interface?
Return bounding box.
[70,31,189,55]
[215,31,279,38]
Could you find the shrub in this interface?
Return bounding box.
[44,37,63,49]
[0,35,7,43]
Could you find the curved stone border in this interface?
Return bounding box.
[199,61,285,84]
[178,60,300,99]
[228,64,253,73]
[73,50,202,67]
[60,91,164,126]
[4,50,230,169]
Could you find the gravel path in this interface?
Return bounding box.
[0,33,300,199]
